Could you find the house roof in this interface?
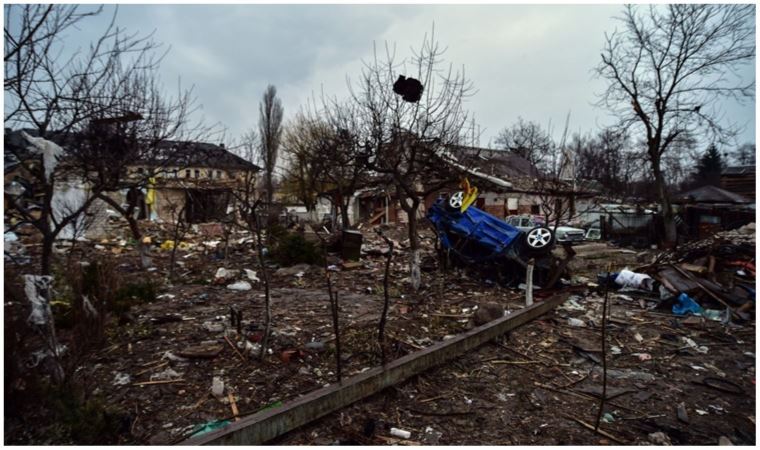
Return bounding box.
[4,129,260,172]
[448,145,539,179]
[440,145,599,196]
[673,185,751,204]
[150,141,260,171]
[722,165,756,176]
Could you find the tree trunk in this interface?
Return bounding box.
[378,234,394,365]
[650,153,677,244]
[407,202,421,291]
[41,234,54,276]
[40,183,55,276]
[99,194,148,269]
[339,196,351,230]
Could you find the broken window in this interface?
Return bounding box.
[531,204,540,214]
[194,169,200,178]
[185,169,191,178]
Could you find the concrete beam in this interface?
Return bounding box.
[181,293,568,445]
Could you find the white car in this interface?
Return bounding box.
[505,215,586,243]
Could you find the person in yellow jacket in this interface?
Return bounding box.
[145,177,158,221]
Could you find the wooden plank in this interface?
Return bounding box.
[180,293,568,445]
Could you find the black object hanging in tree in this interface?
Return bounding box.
[393,75,424,103]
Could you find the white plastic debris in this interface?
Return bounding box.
[244,269,260,283]
[151,368,181,381]
[227,281,252,291]
[648,432,672,445]
[614,269,653,289]
[244,341,261,356]
[162,351,188,362]
[202,321,225,333]
[682,336,709,354]
[560,297,585,311]
[567,317,586,327]
[27,345,67,368]
[113,372,131,386]
[390,428,412,439]
[215,267,237,282]
[82,295,98,319]
[24,275,54,326]
[21,131,64,181]
[4,232,19,242]
[211,376,225,397]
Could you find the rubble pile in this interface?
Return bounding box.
[4,218,755,445]
[641,223,756,321]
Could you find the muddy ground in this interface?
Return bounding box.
[4,222,756,445]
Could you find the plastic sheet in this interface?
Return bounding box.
[614,269,653,289]
[23,275,54,326]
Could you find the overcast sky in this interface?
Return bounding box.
[16,3,759,148]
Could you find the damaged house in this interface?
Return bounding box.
[4,128,260,240]
[673,185,755,240]
[124,142,260,224]
[352,145,598,226]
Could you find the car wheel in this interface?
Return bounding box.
[447,191,465,211]
[524,226,553,253]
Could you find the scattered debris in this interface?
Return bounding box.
[112,372,132,386]
[150,368,182,381]
[226,281,252,291]
[390,427,412,439]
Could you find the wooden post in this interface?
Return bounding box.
[525,258,535,306]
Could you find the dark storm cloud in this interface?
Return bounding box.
[6,4,755,146]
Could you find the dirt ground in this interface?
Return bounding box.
[4,222,756,445]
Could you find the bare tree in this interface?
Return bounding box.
[4,5,103,92]
[164,193,189,282]
[351,28,475,290]
[4,5,163,275]
[596,4,755,242]
[730,142,756,166]
[259,85,284,215]
[280,114,323,219]
[284,100,369,229]
[81,69,213,248]
[494,117,554,165]
[313,230,343,382]
[572,128,647,198]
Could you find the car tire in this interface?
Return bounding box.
[523,226,554,254]
[446,191,465,212]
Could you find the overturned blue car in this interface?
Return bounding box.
[427,192,567,287]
